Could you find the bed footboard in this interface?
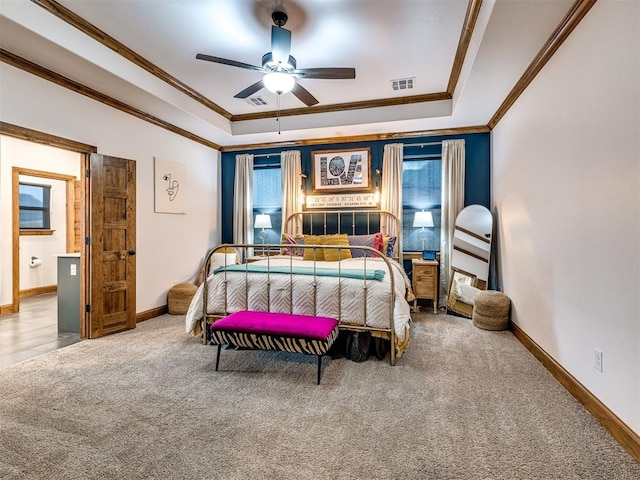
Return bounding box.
[200,243,402,366]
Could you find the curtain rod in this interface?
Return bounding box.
[252,153,279,158]
[404,153,441,160]
[254,162,280,169]
[403,141,442,148]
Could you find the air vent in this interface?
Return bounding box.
[391,77,415,91]
[246,96,268,106]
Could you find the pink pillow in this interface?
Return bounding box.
[373,232,384,257]
[281,233,304,256]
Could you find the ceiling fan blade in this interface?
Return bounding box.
[294,67,356,80]
[233,80,265,99]
[271,26,291,64]
[291,82,319,107]
[196,53,264,72]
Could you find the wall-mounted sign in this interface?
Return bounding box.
[306,193,378,209]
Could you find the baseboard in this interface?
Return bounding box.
[510,321,640,462]
[19,285,57,298]
[136,305,168,323]
[0,304,16,315]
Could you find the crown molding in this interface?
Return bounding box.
[0,121,97,153]
[0,49,221,150]
[220,125,490,152]
[30,0,232,120]
[32,0,474,122]
[488,0,597,129]
[7,0,598,151]
[230,92,452,122]
[447,0,483,95]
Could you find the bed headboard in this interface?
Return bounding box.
[285,209,403,262]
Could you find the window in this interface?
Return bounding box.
[252,166,282,244]
[19,182,52,230]
[402,159,441,252]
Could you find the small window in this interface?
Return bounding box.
[252,166,282,244]
[402,159,442,252]
[19,182,51,230]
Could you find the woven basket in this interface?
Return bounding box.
[168,283,197,315]
[472,290,511,331]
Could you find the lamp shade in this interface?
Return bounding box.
[263,72,295,95]
[255,214,272,229]
[413,211,434,228]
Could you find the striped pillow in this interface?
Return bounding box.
[281,233,304,256]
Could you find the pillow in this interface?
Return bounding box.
[347,234,377,257]
[386,236,397,257]
[457,282,481,305]
[302,235,325,261]
[373,232,385,257]
[373,233,396,258]
[281,233,304,256]
[209,252,238,273]
[323,234,352,262]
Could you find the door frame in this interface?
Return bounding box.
[1,122,96,338]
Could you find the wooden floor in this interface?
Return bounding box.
[0,293,81,368]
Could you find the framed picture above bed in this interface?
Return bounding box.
[311,148,371,193]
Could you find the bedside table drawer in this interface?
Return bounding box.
[415,270,436,283]
[414,278,436,297]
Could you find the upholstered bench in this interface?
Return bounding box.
[210,311,339,384]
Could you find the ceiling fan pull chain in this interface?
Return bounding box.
[277,95,281,135]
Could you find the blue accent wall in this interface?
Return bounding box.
[221,132,490,243]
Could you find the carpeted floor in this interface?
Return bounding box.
[1,312,638,480]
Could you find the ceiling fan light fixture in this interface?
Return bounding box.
[263,72,295,95]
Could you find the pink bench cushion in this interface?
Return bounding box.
[211,311,338,341]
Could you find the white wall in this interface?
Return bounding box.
[0,63,220,313]
[492,1,639,434]
[0,138,80,299]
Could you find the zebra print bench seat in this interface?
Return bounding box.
[209,311,339,384]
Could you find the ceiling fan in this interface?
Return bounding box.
[196,10,356,107]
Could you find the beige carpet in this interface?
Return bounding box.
[1,313,638,480]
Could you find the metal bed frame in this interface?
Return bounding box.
[201,210,405,365]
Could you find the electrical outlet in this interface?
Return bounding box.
[594,348,603,372]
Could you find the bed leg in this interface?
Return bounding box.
[389,341,396,366]
[215,344,221,371]
[317,355,322,385]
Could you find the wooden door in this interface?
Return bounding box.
[89,154,136,338]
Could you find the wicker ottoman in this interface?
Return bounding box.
[472,290,511,331]
[168,283,197,315]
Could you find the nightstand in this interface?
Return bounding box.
[412,259,439,314]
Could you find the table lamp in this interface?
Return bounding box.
[413,211,434,251]
[255,214,272,246]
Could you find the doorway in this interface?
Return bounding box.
[0,124,92,340]
[1,122,138,342]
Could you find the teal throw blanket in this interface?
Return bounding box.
[214,264,385,281]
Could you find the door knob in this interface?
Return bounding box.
[128,249,136,256]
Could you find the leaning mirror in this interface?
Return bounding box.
[447,205,492,316]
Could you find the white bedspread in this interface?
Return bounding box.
[185,256,412,348]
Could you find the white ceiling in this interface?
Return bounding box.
[0,0,575,148]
